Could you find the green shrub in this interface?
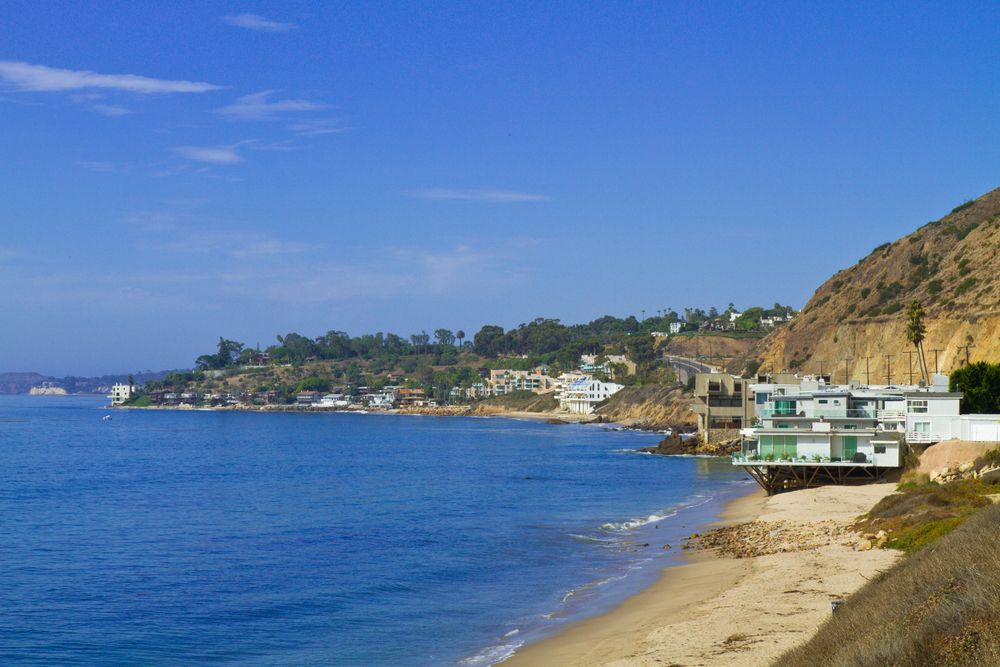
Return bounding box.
[860,287,871,299]
[955,277,977,296]
[951,199,976,213]
[928,279,943,294]
[870,242,891,256]
[882,302,903,315]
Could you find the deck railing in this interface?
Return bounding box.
[906,431,952,444]
[761,407,875,419]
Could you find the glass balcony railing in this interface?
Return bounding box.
[761,407,874,419]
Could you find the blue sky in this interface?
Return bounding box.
[3,2,1000,376]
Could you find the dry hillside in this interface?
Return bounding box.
[759,187,1000,380]
[594,385,696,428]
[660,332,761,363]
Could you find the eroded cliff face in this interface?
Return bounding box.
[758,186,1000,380]
[594,385,696,428]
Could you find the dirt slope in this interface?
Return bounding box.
[594,385,696,428]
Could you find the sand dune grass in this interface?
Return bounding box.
[776,504,1000,667]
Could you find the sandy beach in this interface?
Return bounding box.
[504,482,901,667]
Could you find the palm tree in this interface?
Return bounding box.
[456,330,465,349]
[906,301,929,384]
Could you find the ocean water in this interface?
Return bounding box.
[0,395,751,665]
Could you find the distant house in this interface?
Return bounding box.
[296,391,320,406]
[487,369,558,395]
[397,388,428,407]
[579,354,636,378]
[109,383,135,405]
[668,322,683,334]
[250,351,270,366]
[729,311,743,322]
[556,376,623,414]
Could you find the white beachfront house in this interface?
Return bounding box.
[734,370,1000,493]
[741,387,904,467]
[905,391,1000,443]
[109,383,135,405]
[556,375,623,414]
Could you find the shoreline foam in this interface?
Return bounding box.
[502,483,901,666]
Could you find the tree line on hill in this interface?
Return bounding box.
[192,305,796,371]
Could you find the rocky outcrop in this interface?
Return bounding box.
[29,386,67,396]
[929,462,1000,484]
[640,433,740,457]
[685,520,856,558]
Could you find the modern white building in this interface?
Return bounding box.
[109,383,135,405]
[734,372,1000,493]
[556,376,623,414]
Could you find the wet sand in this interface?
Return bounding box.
[503,483,900,667]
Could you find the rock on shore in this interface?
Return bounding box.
[640,432,741,457]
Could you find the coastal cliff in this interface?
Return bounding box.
[594,385,696,429]
[752,186,1000,378]
[29,386,68,396]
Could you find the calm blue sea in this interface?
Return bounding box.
[0,395,751,665]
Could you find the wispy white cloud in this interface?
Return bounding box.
[159,232,311,259]
[172,144,243,164]
[288,119,347,136]
[407,187,550,203]
[215,90,324,120]
[0,60,221,94]
[90,103,130,116]
[230,244,531,303]
[222,13,297,32]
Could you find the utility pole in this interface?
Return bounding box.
[817,359,826,377]
[862,356,873,385]
[906,351,916,384]
[842,357,852,384]
[959,344,975,366]
[884,354,893,385]
[930,348,943,375]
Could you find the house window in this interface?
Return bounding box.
[914,422,930,434]
[818,399,828,404]
[908,400,928,414]
[874,445,887,454]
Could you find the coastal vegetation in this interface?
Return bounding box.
[949,362,1000,413]
[133,306,793,408]
[777,504,1000,667]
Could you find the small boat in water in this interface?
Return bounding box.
[101,415,113,421]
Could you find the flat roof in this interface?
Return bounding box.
[903,391,963,398]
